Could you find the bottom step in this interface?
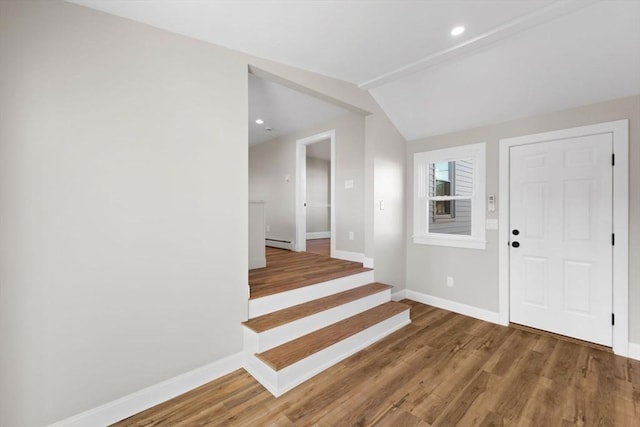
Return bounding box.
[245,302,410,397]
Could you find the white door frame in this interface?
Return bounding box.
[295,130,336,257]
[498,120,629,356]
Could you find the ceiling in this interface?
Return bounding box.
[70,0,640,141]
[369,0,640,139]
[69,0,562,85]
[248,74,349,146]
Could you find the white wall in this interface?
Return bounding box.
[249,112,365,254]
[306,156,331,234]
[405,95,640,344]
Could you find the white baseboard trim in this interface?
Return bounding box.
[333,250,364,264]
[405,289,501,325]
[363,257,374,269]
[306,231,330,239]
[629,342,640,361]
[391,290,407,301]
[48,352,245,427]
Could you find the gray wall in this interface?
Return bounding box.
[249,112,365,254]
[406,95,640,344]
[248,134,295,243]
[247,62,407,295]
[306,156,331,234]
[0,1,407,426]
[0,1,249,425]
[366,112,407,289]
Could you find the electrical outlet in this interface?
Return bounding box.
[447,276,454,287]
[349,231,354,241]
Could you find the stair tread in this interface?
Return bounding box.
[249,250,372,299]
[255,301,409,371]
[243,282,392,332]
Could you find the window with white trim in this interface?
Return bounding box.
[413,142,486,249]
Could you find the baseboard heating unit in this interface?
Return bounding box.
[265,238,294,251]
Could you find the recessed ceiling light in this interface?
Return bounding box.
[451,26,465,36]
[255,119,264,124]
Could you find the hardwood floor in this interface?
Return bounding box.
[249,247,370,299]
[243,283,392,333]
[306,238,330,257]
[113,301,640,426]
[256,301,408,371]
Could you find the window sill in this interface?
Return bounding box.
[433,217,455,223]
[413,235,486,250]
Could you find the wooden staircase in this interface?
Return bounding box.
[243,270,411,397]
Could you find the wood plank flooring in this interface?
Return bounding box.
[243,283,392,333]
[305,238,330,257]
[249,247,370,299]
[256,301,408,371]
[113,301,640,426]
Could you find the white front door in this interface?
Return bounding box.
[509,133,613,346]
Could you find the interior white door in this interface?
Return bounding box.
[509,133,613,346]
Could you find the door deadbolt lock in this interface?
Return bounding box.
[512,241,520,248]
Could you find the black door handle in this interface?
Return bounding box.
[512,241,520,248]
[512,229,520,235]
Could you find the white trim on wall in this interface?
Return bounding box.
[295,130,336,256]
[306,231,331,240]
[498,119,629,356]
[333,250,364,264]
[405,290,501,325]
[48,352,245,427]
[412,142,486,249]
[363,257,374,269]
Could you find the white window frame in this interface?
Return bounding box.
[413,142,486,249]
[433,161,455,220]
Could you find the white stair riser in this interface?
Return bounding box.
[246,309,411,397]
[244,355,279,396]
[243,290,391,353]
[249,270,375,318]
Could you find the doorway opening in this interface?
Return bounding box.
[296,130,336,258]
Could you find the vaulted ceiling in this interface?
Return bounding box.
[70,0,640,141]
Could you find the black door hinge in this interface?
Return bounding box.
[612,153,615,166]
[612,233,615,246]
[612,313,615,326]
